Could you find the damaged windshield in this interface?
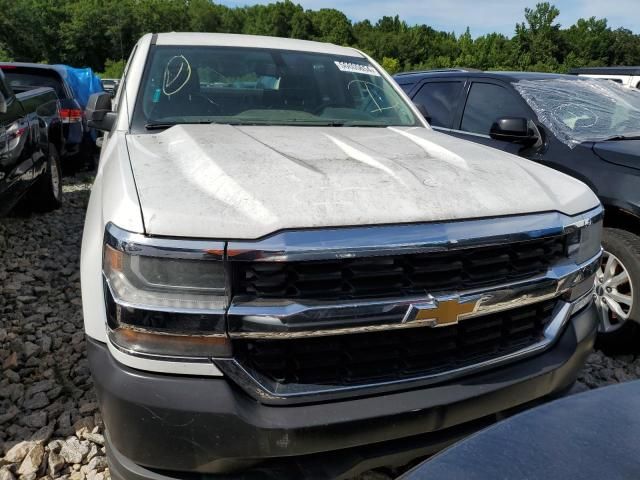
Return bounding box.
[133,46,418,129]
[514,78,640,148]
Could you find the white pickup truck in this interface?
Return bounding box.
[569,66,640,89]
[81,33,603,479]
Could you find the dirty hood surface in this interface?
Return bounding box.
[126,125,598,239]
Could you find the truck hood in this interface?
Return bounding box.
[593,139,640,170]
[126,125,598,239]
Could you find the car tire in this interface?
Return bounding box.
[595,228,640,353]
[31,143,63,212]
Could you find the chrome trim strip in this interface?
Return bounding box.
[226,206,603,262]
[227,251,601,338]
[103,275,227,316]
[216,292,595,404]
[105,222,225,261]
[107,330,214,363]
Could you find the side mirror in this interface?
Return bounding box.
[414,102,432,124]
[490,117,538,145]
[0,91,7,114]
[86,92,116,131]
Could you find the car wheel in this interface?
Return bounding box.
[595,228,640,353]
[31,143,63,212]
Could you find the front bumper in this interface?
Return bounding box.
[89,302,597,479]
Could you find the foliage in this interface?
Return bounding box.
[0,42,12,62]
[99,59,126,78]
[0,1,639,74]
[381,57,401,74]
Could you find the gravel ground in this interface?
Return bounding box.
[1,174,639,480]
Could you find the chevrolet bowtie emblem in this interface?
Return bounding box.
[402,296,479,327]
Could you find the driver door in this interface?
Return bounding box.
[447,80,533,155]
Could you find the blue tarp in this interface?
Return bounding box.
[54,65,103,109]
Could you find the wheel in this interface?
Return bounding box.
[30,143,63,212]
[594,228,640,353]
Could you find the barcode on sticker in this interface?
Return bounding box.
[334,61,380,76]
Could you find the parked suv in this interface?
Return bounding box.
[395,70,640,348]
[0,63,99,169]
[82,33,602,479]
[0,69,62,214]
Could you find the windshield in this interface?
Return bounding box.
[514,78,640,148]
[133,46,418,130]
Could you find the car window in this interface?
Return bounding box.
[461,82,529,134]
[412,81,463,128]
[397,82,415,94]
[1,69,66,98]
[0,74,10,98]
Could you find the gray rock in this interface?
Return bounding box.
[78,403,98,415]
[59,437,89,465]
[4,441,36,464]
[30,424,54,444]
[25,380,54,398]
[0,467,16,480]
[23,392,49,410]
[47,451,66,476]
[86,456,108,472]
[83,433,104,446]
[16,443,44,476]
[0,406,19,425]
[22,411,47,429]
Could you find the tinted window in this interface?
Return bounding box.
[1,69,66,98]
[397,82,415,94]
[412,81,463,128]
[461,82,529,134]
[0,74,10,98]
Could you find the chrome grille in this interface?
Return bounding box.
[232,299,557,386]
[233,236,567,300]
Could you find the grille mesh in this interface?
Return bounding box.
[233,236,566,300]
[233,299,557,386]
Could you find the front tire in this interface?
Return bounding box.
[31,143,63,212]
[595,228,640,353]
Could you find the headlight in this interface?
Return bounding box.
[566,214,603,264]
[103,223,231,359]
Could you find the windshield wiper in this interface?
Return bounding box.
[145,122,177,130]
[144,121,231,130]
[603,135,640,141]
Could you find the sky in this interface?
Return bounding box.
[217,0,640,37]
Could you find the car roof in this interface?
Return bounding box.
[153,32,363,58]
[393,70,574,83]
[569,66,640,76]
[0,62,66,75]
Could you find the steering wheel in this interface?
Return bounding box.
[312,102,347,115]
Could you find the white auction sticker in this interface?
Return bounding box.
[334,61,380,76]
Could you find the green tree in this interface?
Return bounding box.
[0,42,12,62]
[381,57,400,74]
[0,0,639,76]
[514,2,563,70]
[308,9,353,45]
[98,59,126,79]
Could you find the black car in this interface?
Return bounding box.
[395,70,640,348]
[0,63,97,170]
[0,69,62,215]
